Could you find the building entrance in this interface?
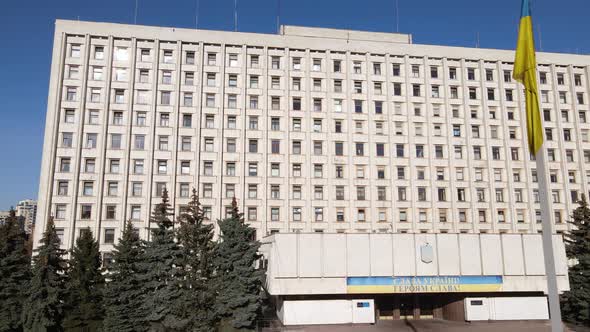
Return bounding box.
[375,294,445,321]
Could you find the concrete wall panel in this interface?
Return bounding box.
[480,235,503,275]
[275,234,298,277]
[522,235,545,275]
[369,234,394,276]
[501,235,525,276]
[437,234,460,275]
[347,234,371,277]
[459,234,482,275]
[322,234,347,277]
[299,234,322,277]
[553,235,568,276]
[392,234,415,276]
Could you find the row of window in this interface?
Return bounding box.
[59,176,580,208]
[53,199,567,227]
[70,43,587,88]
[63,82,587,109]
[57,129,589,165]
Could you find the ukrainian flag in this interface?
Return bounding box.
[513,0,543,155]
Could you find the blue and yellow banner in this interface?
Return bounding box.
[347,276,503,294]
[513,0,543,155]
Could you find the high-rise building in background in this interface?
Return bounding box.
[16,199,37,234]
[34,20,590,253]
[0,210,10,224]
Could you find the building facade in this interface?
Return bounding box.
[35,20,590,252]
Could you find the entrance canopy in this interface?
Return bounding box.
[259,233,569,296]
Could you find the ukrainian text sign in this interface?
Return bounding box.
[347,276,503,294]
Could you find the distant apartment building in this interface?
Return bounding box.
[16,199,37,234]
[0,210,10,224]
[34,20,590,252]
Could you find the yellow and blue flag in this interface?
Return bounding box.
[513,0,543,155]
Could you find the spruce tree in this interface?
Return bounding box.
[177,189,217,331]
[62,229,105,331]
[21,217,67,332]
[103,221,146,332]
[0,209,31,332]
[138,189,187,331]
[213,198,265,331]
[561,195,590,326]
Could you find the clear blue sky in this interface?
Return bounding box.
[0,0,588,210]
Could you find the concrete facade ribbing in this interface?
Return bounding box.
[34,20,590,251]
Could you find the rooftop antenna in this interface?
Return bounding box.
[536,24,543,51]
[234,0,238,32]
[276,0,281,33]
[395,0,399,33]
[195,0,200,28]
[134,0,138,24]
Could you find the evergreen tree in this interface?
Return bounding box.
[561,195,590,326]
[213,198,265,331]
[176,189,217,331]
[62,229,105,331]
[138,189,187,331]
[21,217,67,332]
[103,221,146,332]
[0,209,31,332]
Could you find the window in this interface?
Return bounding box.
[293,164,302,177]
[412,84,421,97]
[271,163,280,177]
[248,163,258,176]
[250,54,260,68]
[126,158,143,175]
[185,51,195,65]
[94,46,104,60]
[206,94,215,107]
[227,53,238,67]
[376,143,385,157]
[314,164,323,178]
[292,97,301,111]
[247,207,257,221]
[292,207,302,222]
[355,143,364,156]
[81,205,92,219]
[398,187,407,201]
[225,184,235,198]
[353,61,362,74]
[249,139,258,153]
[131,182,142,196]
[271,56,280,69]
[292,57,302,70]
[224,162,234,176]
[271,140,280,154]
[225,138,236,152]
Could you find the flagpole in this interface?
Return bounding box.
[535,143,563,332]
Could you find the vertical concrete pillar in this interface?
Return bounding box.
[413,294,420,319]
[393,296,400,320]
[433,297,443,319]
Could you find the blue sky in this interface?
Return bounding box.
[0,0,588,210]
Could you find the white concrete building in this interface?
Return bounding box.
[35,20,590,254]
[16,199,37,234]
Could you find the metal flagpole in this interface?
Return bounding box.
[134,0,138,24]
[535,146,563,332]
